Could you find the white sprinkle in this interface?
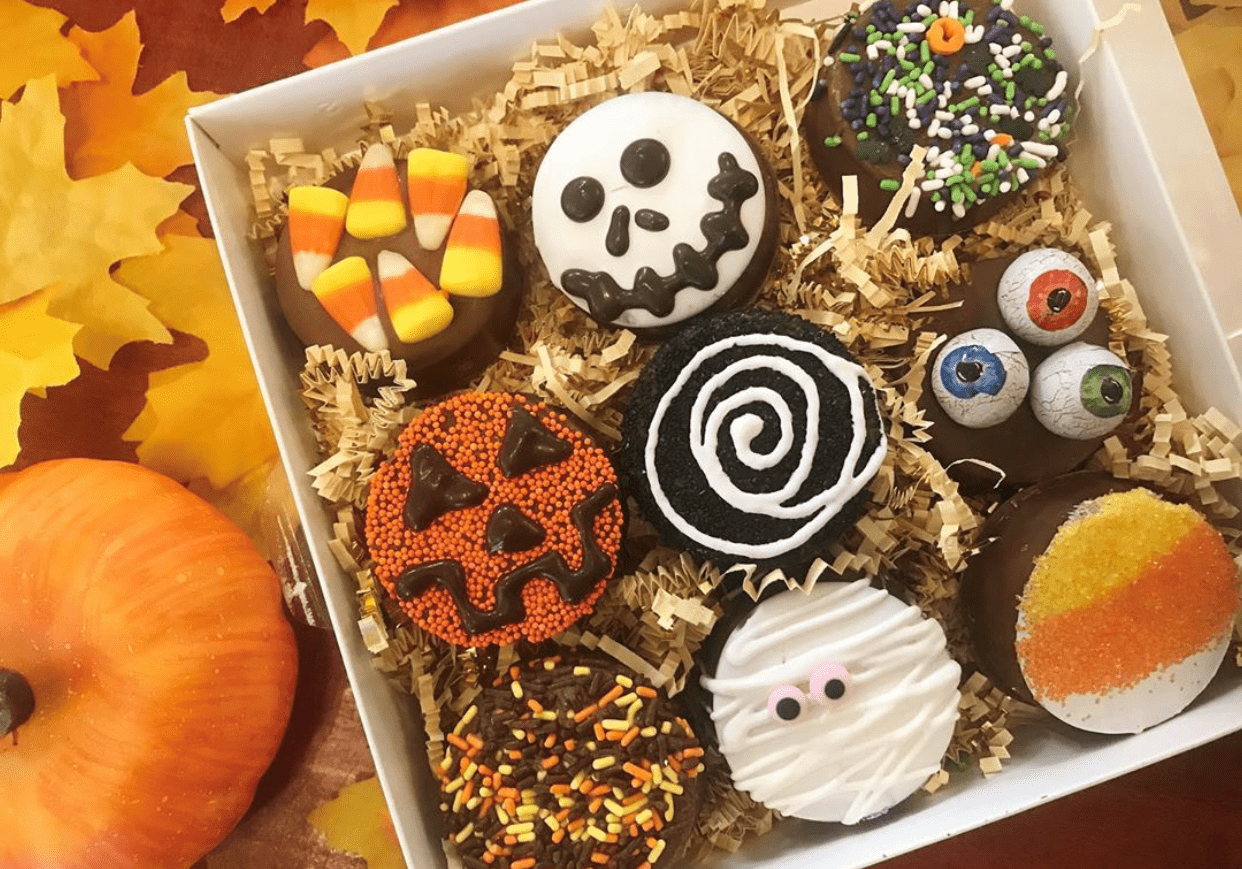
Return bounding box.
[964,75,987,89]
[897,22,925,32]
[966,24,984,43]
[952,201,967,219]
[904,185,922,219]
[1016,167,1031,183]
[977,84,993,96]
[907,107,918,119]
[937,94,949,108]
[1011,33,1022,45]
[909,118,922,129]
[938,0,950,15]
[1046,109,1062,124]
[962,123,979,136]
[926,146,941,162]
[949,1,959,18]
[906,90,917,109]
[1023,110,1036,122]
[961,114,973,125]
[867,44,879,60]
[875,40,892,51]
[938,127,953,139]
[935,110,954,121]
[987,143,1001,160]
[919,73,934,90]
[887,80,900,96]
[995,53,1011,70]
[1002,44,1022,58]
[822,55,835,67]
[921,178,945,191]
[999,181,1012,193]
[927,118,941,137]
[1001,0,1014,8]
[934,200,947,213]
[1049,123,1063,138]
[1046,70,1069,101]
[989,42,1002,55]
[1037,118,1050,131]
[1002,67,1014,79]
[918,4,932,16]
[1023,140,1060,158]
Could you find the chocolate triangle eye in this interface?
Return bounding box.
[404,444,489,530]
[486,505,547,553]
[498,407,573,477]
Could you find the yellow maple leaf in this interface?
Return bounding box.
[115,234,277,491]
[220,0,279,22]
[308,776,406,869]
[0,289,82,466]
[0,0,97,100]
[0,76,189,304]
[60,12,223,179]
[305,0,398,56]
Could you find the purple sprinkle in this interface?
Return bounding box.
[998,10,1019,26]
[851,119,865,131]
[878,123,891,137]
[854,71,868,85]
[1040,36,1053,48]
[985,24,1009,42]
[898,154,912,166]
[986,6,1003,23]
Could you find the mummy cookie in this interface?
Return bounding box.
[700,580,961,823]
[365,392,624,647]
[274,143,524,396]
[806,0,1076,236]
[620,309,886,577]
[532,92,779,333]
[920,249,1133,489]
[963,474,1239,734]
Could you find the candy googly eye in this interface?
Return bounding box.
[997,249,1099,347]
[1030,343,1132,440]
[766,685,808,723]
[808,663,851,703]
[932,329,1030,429]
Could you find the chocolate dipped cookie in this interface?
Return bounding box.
[806,0,1076,237]
[275,143,524,395]
[532,92,779,335]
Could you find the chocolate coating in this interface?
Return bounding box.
[962,473,1139,702]
[497,405,573,477]
[918,254,1136,490]
[273,169,524,397]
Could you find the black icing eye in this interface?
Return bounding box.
[561,176,605,222]
[620,138,671,188]
[766,685,807,723]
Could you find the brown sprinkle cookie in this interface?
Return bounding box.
[438,655,705,869]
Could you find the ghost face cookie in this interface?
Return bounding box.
[532,92,779,333]
[700,580,961,824]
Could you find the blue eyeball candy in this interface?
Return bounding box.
[931,329,1030,429]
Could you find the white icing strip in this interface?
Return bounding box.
[643,333,887,560]
[702,581,961,824]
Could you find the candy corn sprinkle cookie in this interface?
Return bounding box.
[275,143,523,395]
[964,474,1240,734]
[437,654,705,869]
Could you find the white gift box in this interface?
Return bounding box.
[187,2,1242,867]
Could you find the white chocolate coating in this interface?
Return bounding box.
[531,92,767,329]
[702,580,961,824]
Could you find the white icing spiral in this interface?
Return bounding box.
[644,333,886,560]
[701,580,961,824]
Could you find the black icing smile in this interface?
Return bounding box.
[560,151,759,323]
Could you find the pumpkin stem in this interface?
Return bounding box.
[0,669,35,737]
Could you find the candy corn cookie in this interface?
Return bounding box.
[273,144,523,396]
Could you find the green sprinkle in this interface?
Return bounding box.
[957,96,980,112]
[982,182,996,196]
[1044,48,1057,60]
[880,69,896,92]
[945,173,965,186]
[866,23,876,32]
[998,150,1011,167]
[1029,21,1045,36]
[822,136,842,148]
[963,185,978,203]
[964,10,974,26]
[920,40,930,63]
[976,172,996,186]
[1019,15,1031,27]
[1018,53,1038,69]
[891,96,901,117]
[1005,81,1016,102]
[839,52,861,62]
[870,91,883,107]
[1021,40,1032,52]
[951,186,965,204]
[879,179,901,192]
[1016,157,1041,169]
[992,69,1006,83]
[867,30,886,43]
[1032,58,1043,70]
[1024,96,1036,110]
[1037,130,1052,141]
[923,14,937,25]
[927,170,936,180]
[866,112,877,128]
[961,147,975,167]
[899,58,917,71]
[857,131,869,141]
[887,45,898,55]
[980,159,1000,173]
[917,89,937,105]
[931,191,942,202]
[923,60,935,75]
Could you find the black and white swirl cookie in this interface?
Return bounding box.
[620,309,887,576]
[532,92,779,335]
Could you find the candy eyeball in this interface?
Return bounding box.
[1030,343,1132,440]
[766,685,808,723]
[997,249,1100,347]
[932,329,1030,429]
[808,662,851,704]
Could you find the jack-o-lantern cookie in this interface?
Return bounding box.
[365,392,624,647]
[532,92,779,334]
[620,309,887,577]
[920,249,1135,490]
[699,580,960,824]
[274,143,524,396]
[806,0,1076,237]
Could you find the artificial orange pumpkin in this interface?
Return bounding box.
[0,459,298,869]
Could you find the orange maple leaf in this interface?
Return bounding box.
[60,11,223,179]
[0,0,96,100]
[305,0,398,56]
[220,0,279,23]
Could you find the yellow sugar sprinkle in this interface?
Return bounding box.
[465,796,482,810]
[649,839,667,863]
[517,832,536,844]
[558,797,576,809]
[615,675,634,688]
[511,681,524,699]
[659,781,684,795]
[545,816,561,831]
[454,823,474,843]
[593,757,618,770]
[516,805,540,820]
[640,727,657,738]
[615,693,639,707]
[607,822,623,834]
[574,666,591,676]
[604,799,627,816]
[445,777,465,794]
[453,705,478,735]
[463,762,477,780]
[587,826,609,842]
[602,719,630,731]
[635,809,653,825]
[506,822,534,835]
[496,807,511,825]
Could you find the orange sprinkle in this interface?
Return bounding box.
[504,836,517,846]
[447,734,470,752]
[482,853,495,865]
[927,16,965,54]
[543,733,557,749]
[623,763,651,781]
[541,756,561,769]
[606,731,624,742]
[590,784,611,797]
[620,728,640,747]
[512,858,536,869]
[552,828,566,844]
[550,784,573,796]
[589,798,604,814]
[528,699,545,715]
[568,818,587,832]
[991,133,1014,147]
[682,747,704,758]
[622,792,647,806]
[467,734,484,750]
[593,723,607,741]
[598,686,624,708]
[574,704,600,723]
[591,853,610,864]
[636,686,657,699]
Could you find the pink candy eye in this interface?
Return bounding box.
[808,662,851,703]
[766,685,807,723]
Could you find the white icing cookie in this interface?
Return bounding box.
[532,92,769,330]
[701,580,960,824]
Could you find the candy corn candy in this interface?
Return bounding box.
[346,143,407,240]
[288,186,349,290]
[407,148,470,251]
[311,256,387,352]
[439,190,503,298]
[377,250,454,344]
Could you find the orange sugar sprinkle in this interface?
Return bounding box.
[541,756,561,769]
[528,699,545,715]
[564,739,577,751]
[598,686,625,708]
[579,779,595,794]
[543,733,557,748]
[636,686,657,699]
[594,723,607,741]
[604,834,619,844]
[682,747,704,758]
[555,808,571,822]
[447,734,471,751]
[482,853,495,865]
[622,792,647,806]
[504,836,517,846]
[668,758,681,773]
[628,823,640,838]
[512,859,536,869]
[591,853,610,864]
[638,862,651,869]
[568,818,587,832]
[589,798,604,814]
[623,762,651,781]
[552,828,567,844]
[550,784,573,795]
[510,666,522,680]
[606,731,624,742]
[498,787,519,800]
[574,704,599,723]
[620,728,640,747]
[590,784,612,797]
[467,734,485,750]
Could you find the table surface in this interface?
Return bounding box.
[11,0,1242,867]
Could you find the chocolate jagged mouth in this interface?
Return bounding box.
[560,152,759,323]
